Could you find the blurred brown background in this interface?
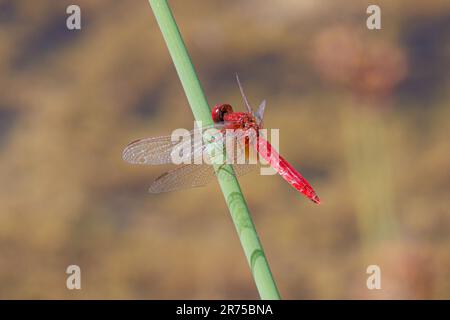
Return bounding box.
[0,0,449,299]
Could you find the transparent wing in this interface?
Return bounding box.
[236,73,253,113]
[125,122,260,193]
[149,164,215,193]
[123,136,180,165]
[148,128,260,193]
[122,123,228,165]
[149,163,257,193]
[255,100,266,126]
[235,74,266,126]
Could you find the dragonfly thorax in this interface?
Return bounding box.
[212,104,260,131]
[223,111,259,131]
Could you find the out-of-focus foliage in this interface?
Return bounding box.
[0,0,449,299]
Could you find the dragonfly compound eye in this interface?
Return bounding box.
[212,104,233,123]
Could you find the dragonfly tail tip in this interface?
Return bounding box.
[311,195,321,205]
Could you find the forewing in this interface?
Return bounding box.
[122,124,226,165]
[123,135,181,165]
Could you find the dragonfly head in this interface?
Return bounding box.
[212,104,233,123]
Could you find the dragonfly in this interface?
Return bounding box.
[122,76,320,204]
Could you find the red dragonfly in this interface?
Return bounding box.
[123,76,320,204]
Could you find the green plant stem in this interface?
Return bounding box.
[148,0,280,300]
